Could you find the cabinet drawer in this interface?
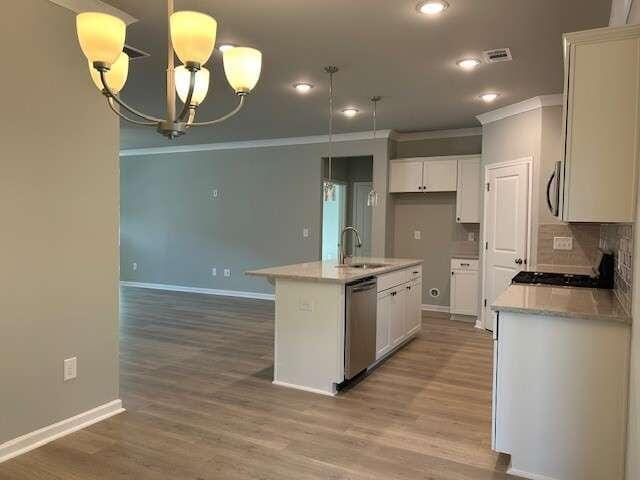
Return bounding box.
[407,265,422,281]
[377,270,407,292]
[451,258,479,271]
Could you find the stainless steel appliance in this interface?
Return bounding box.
[344,277,377,379]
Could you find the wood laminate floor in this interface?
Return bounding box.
[0,287,520,479]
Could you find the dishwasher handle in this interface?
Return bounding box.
[348,278,377,293]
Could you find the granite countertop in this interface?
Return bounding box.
[246,257,423,284]
[492,284,631,324]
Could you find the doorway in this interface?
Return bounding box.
[321,156,374,261]
[481,158,532,331]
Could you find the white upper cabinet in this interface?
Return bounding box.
[559,25,640,222]
[423,159,458,191]
[456,156,481,223]
[389,160,423,193]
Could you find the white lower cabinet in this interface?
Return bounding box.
[375,267,422,361]
[450,259,479,316]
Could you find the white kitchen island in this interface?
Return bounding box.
[246,257,423,396]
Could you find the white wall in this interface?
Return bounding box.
[0,0,120,445]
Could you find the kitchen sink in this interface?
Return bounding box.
[335,263,389,269]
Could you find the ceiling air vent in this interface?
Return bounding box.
[483,48,512,63]
[123,44,150,60]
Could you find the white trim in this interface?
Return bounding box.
[272,380,336,397]
[392,127,482,142]
[421,304,451,313]
[47,0,137,24]
[506,467,559,480]
[476,95,563,125]
[0,400,124,464]
[120,130,393,157]
[120,281,275,301]
[480,157,534,331]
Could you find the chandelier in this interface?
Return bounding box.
[75,0,262,139]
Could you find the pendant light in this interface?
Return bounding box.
[323,66,339,202]
[367,96,381,207]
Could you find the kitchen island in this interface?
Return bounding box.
[491,284,630,480]
[246,257,423,395]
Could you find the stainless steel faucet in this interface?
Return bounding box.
[339,226,363,265]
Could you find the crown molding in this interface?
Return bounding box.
[476,94,563,126]
[120,130,393,157]
[48,0,138,25]
[391,127,482,142]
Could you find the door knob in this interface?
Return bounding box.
[514,258,524,265]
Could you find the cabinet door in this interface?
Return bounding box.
[456,157,481,223]
[424,159,457,192]
[376,291,392,360]
[389,161,423,193]
[404,280,422,337]
[563,36,639,222]
[450,270,478,316]
[389,288,406,347]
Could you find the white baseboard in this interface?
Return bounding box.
[0,399,124,464]
[272,380,336,397]
[120,281,275,301]
[507,467,559,480]
[421,304,451,313]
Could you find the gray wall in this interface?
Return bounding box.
[390,136,482,307]
[121,138,389,294]
[0,0,120,443]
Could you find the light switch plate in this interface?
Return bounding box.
[303,228,310,238]
[64,357,77,381]
[132,262,138,271]
[468,232,475,242]
[210,188,219,199]
[414,230,422,240]
[553,236,573,250]
[211,268,217,277]
[224,268,231,277]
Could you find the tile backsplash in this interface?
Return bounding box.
[600,224,634,314]
[537,223,633,314]
[537,224,601,267]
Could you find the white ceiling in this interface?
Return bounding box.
[103,0,611,148]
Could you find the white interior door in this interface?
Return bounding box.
[483,162,530,331]
[352,182,373,256]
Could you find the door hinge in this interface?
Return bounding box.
[486,182,490,192]
[484,299,487,307]
[485,241,488,250]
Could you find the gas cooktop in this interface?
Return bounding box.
[512,271,600,288]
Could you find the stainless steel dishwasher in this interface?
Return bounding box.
[344,277,377,379]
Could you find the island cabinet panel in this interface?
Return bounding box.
[389,287,406,348]
[492,311,630,480]
[375,290,392,359]
[405,280,422,337]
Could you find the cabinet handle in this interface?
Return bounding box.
[457,217,461,222]
[407,286,411,290]
[412,271,419,274]
[451,271,455,276]
[391,291,397,296]
[461,263,470,267]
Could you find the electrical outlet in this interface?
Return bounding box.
[210,188,219,199]
[132,262,138,271]
[468,232,476,242]
[303,228,310,238]
[414,230,422,240]
[64,357,77,381]
[211,267,217,277]
[224,268,231,277]
[553,236,573,250]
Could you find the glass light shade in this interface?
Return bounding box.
[89,52,129,93]
[175,66,210,105]
[170,11,217,66]
[223,47,262,94]
[76,12,126,65]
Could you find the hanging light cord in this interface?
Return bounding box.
[328,69,334,184]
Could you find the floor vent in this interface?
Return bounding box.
[483,48,512,63]
[123,44,150,60]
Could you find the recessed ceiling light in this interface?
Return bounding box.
[342,108,359,118]
[479,92,500,103]
[218,44,235,53]
[293,82,314,93]
[457,58,481,71]
[417,0,449,15]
